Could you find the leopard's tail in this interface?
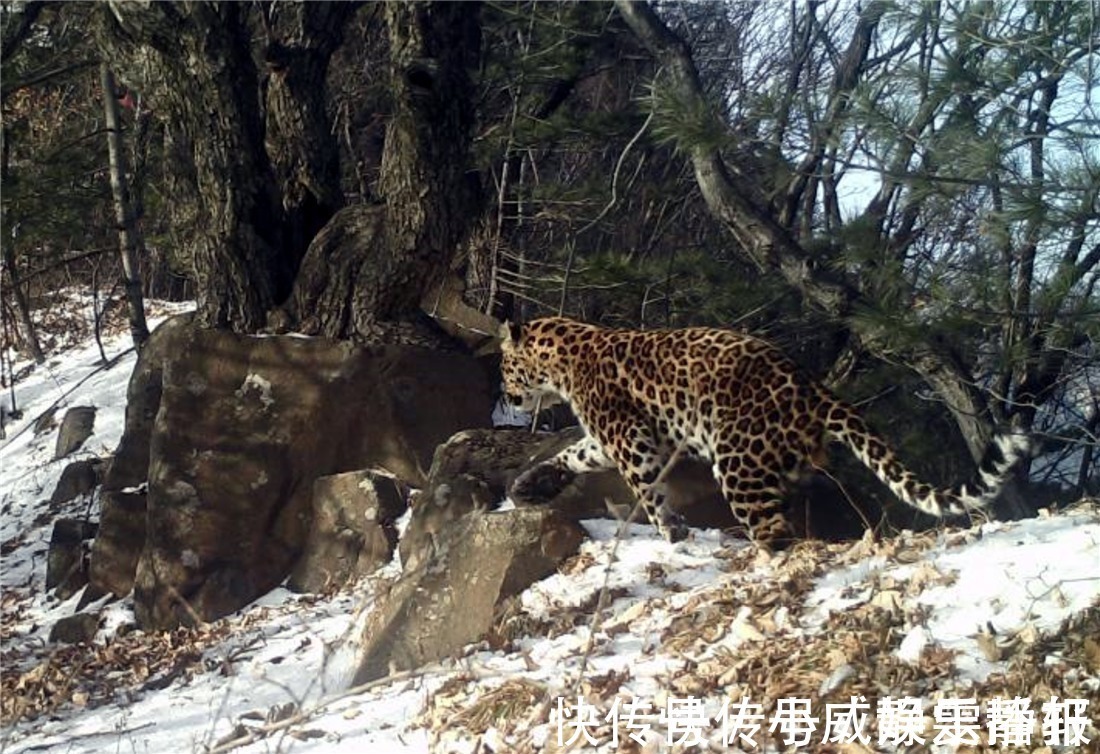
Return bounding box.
[825,399,1030,517]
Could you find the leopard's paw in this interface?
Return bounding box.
[511,464,576,505]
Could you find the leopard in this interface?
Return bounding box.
[498,316,1029,545]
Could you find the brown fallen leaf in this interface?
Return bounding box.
[289,729,326,740]
[1082,636,1100,673]
[976,632,1002,662]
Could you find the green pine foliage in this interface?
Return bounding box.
[2,4,114,298]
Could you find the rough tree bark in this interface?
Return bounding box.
[290,1,482,345]
[99,2,290,331]
[100,64,149,350]
[100,1,481,341]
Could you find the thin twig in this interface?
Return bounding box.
[201,665,449,754]
[568,438,689,697]
[814,464,876,534]
[575,111,655,238]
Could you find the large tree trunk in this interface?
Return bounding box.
[101,1,481,339]
[290,1,482,344]
[100,64,149,350]
[99,2,290,331]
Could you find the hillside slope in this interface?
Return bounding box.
[1,311,1097,753]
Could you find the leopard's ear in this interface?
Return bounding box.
[506,320,523,344]
[495,319,523,345]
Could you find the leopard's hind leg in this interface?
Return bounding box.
[711,453,794,546]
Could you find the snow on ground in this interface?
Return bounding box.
[1,302,1098,754]
[1,298,195,596]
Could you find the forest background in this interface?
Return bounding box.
[2,0,1097,506]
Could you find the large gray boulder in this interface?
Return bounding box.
[352,507,584,685]
[88,318,491,629]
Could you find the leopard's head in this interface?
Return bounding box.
[498,319,565,413]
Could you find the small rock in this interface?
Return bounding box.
[288,470,407,592]
[49,459,104,507]
[352,507,585,685]
[45,518,99,599]
[49,611,100,644]
[34,411,58,436]
[54,407,96,459]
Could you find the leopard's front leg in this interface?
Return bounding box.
[510,434,614,505]
[597,422,689,543]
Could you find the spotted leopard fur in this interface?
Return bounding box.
[500,317,1029,545]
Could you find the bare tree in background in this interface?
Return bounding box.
[100,64,149,350]
[615,0,1098,506]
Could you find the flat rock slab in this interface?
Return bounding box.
[45,518,99,600]
[89,314,191,602]
[352,507,585,685]
[49,459,104,507]
[89,490,148,599]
